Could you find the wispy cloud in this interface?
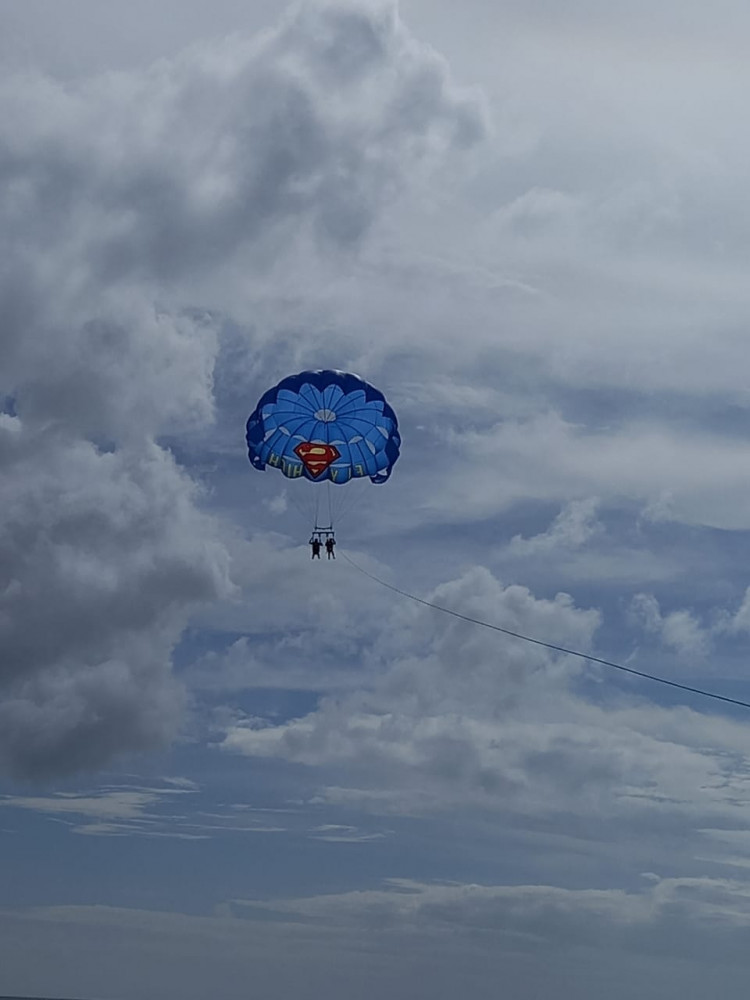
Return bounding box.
[0,780,287,838]
[308,824,388,843]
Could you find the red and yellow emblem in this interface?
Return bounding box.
[294,442,340,478]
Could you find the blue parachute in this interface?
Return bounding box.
[246,370,401,485]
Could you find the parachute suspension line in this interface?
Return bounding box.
[285,484,315,530]
[332,479,368,530]
[340,551,750,713]
[327,480,334,531]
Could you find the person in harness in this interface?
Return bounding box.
[310,535,322,559]
[325,534,336,560]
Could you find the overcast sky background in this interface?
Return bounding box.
[4,1,750,997]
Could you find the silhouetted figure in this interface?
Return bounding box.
[325,535,336,560]
[310,538,322,559]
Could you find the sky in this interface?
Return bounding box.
[3,0,750,997]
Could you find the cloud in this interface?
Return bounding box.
[720,587,750,636]
[7,871,750,999]
[628,585,750,664]
[222,564,603,809]
[629,593,710,658]
[218,557,750,869]
[2,789,170,822]
[308,823,387,842]
[0,0,485,778]
[9,4,750,997]
[0,779,287,838]
[183,532,405,701]
[416,414,750,531]
[0,432,230,778]
[233,873,750,944]
[1,1,485,310]
[507,497,602,557]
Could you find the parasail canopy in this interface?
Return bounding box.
[246,370,401,486]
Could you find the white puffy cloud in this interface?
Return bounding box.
[221,565,598,795]
[508,497,602,557]
[627,584,750,665]
[629,593,710,658]
[219,556,750,864]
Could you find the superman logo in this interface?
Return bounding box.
[294,442,340,478]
